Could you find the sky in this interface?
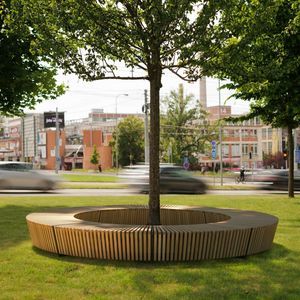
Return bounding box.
[26,70,250,121]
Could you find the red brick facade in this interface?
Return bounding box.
[82,130,112,170]
[45,130,66,170]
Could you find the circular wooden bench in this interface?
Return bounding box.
[26,205,278,262]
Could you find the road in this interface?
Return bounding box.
[0,188,295,197]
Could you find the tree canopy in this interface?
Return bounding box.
[0,0,64,116]
[161,84,217,164]
[111,116,144,167]
[24,0,220,224]
[90,145,100,166]
[195,0,300,197]
[199,0,300,127]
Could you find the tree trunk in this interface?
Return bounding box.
[148,54,162,225]
[148,46,162,225]
[287,125,294,198]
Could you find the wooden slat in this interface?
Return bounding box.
[26,205,278,262]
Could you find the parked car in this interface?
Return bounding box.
[123,165,207,194]
[253,169,300,190]
[0,161,58,191]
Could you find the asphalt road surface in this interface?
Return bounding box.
[0,188,296,197]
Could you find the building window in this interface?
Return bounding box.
[223,129,229,137]
[268,142,272,154]
[223,144,229,157]
[243,144,258,156]
[262,128,267,139]
[241,129,247,137]
[250,144,258,155]
[234,130,240,137]
[262,142,267,154]
[248,129,254,137]
[254,117,261,125]
[268,128,273,139]
[231,144,240,156]
[242,144,248,155]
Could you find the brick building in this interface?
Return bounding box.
[0,117,22,161]
[82,130,112,170]
[199,78,299,169]
[0,109,136,170]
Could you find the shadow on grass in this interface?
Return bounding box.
[32,242,289,266]
[32,243,300,299]
[1,203,300,299]
[0,204,67,249]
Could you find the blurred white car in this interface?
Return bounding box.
[0,161,58,191]
[253,169,300,190]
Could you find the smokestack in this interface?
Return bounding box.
[199,77,207,110]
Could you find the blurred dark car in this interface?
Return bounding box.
[253,169,300,190]
[0,161,58,191]
[158,166,207,194]
[123,165,207,194]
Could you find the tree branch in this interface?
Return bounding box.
[167,68,199,82]
[82,75,149,81]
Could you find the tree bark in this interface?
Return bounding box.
[148,51,162,225]
[287,125,294,198]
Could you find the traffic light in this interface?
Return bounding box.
[283,149,288,160]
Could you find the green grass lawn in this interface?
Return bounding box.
[61,174,119,182]
[0,194,299,299]
[60,182,127,189]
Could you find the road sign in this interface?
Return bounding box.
[183,161,190,170]
[211,140,216,159]
[183,157,190,170]
[212,149,216,160]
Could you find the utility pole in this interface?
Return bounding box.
[90,124,93,147]
[55,107,60,174]
[143,89,149,164]
[115,93,128,172]
[218,79,223,186]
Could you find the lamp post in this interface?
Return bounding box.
[115,93,129,171]
[90,124,93,147]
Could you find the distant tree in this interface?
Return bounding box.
[0,0,64,116]
[195,0,300,197]
[90,145,100,167]
[110,116,144,167]
[263,152,286,169]
[161,84,217,164]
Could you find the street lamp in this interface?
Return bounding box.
[115,93,129,171]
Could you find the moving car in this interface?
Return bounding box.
[0,161,58,191]
[253,169,300,190]
[123,165,207,194]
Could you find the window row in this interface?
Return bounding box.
[219,144,258,156]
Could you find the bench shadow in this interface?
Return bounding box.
[32,242,288,267]
[31,243,300,298]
